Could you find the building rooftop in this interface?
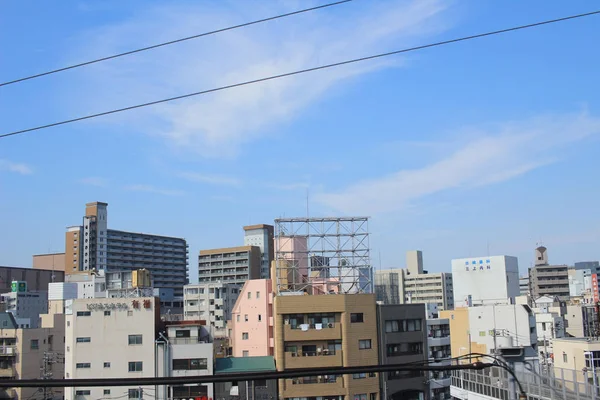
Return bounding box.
[215,356,275,374]
[199,245,256,255]
[243,224,274,231]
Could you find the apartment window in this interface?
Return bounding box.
[128,335,143,345]
[563,353,568,363]
[248,292,251,299]
[104,390,110,395]
[104,362,111,368]
[254,379,267,387]
[242,332,249,340]
[353,373,367,379]
[258,314,262,322]
[256,291,260,299]
[127,311,133,316]
[354,395,367,400]
[175,330,191,338]
[172,358,208,370]
[245,314,249,322]
[104,310,111,316]
[236,315,240,322]
[243,351,249,357]
[128,389,140,399]
[387,342,423,356]
[77,311,91,317]
[385,319,422,333]
[75,390,91,396]
[76,337,91,343]
[128,361,143,372]
[351,313,364,323]
[76,363,91,369]
[30,339,39,350]
[370,394,377,400]
[359,339,372,349]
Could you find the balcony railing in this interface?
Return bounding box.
[0,346,16,356]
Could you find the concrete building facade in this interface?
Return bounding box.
[375,251,454,310]
[32,253,65,270]
[230,279,274,357]
[274,294,380,400]
[198,246,261,285]
[214,356,278,400]
[451,255,520,307]
[162,321,214,400]
[0,266,64,294]
[183,283,239,340]
[64,297,160,400]
[377,303,429,400]
[529,246,570,301]
[0,309,65,400]
[65,202,189,296]
[1,291,48,328]
[243,224,274,280]
[426,318,451,400]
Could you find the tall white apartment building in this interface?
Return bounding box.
[183,283,240,340]
[375,251,454,310]
[243,224,274,279]
[451,255,520,307]
[65,202,189,296]
[65,297,159,400]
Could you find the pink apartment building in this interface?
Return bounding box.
[229,279,274,357]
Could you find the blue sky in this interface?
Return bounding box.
[1,0,600,282]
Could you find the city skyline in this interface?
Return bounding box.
[2,1,600,279]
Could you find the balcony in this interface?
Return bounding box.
[428,336,451,347]
[284,323,341,341]
[284,350,343,369]
[0,367,15,378]
[0,346,16,356]
[283,376,345,398]
[431,377,451,387]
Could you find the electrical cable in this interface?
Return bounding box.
[0,361,492,388]
[1,9,599,140]
[463,352,527,397]
[0,0,353,88]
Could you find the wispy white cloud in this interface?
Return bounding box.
[124,184,184,196]
[177,171,240,186]
[0,159,33,175]
[69,0,450,157]
[79,177,109,187]
[316,112,600,214]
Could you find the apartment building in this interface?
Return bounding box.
[0,266,64,293]
[375,251,454,310]
[451,255,520,307]
[230,279,274,357]
[426,318,451,400]
[1,290,48,328]
[243,224,274,279]
[273,293,380,400]
[183,283,239,340]
[377,303,429,400]
[162,321,214,400]
[65,297,160,400]
[198,245,261,285]
[65,202,189,296]
[529,246,570,301]
[0,308,65,400]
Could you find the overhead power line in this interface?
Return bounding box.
[1,9,599,140]
[0,361,491,388]
[0,0,353,87]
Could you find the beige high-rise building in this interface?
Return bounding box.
[65,202,189,296]
[529,246,570,301]
[198,246,261,285]
[274,293,381,400]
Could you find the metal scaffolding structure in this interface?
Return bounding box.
[274,217,372,295]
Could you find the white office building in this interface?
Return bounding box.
[183,283,240,340]
[65,297,159,400]
[451,255,520,307]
